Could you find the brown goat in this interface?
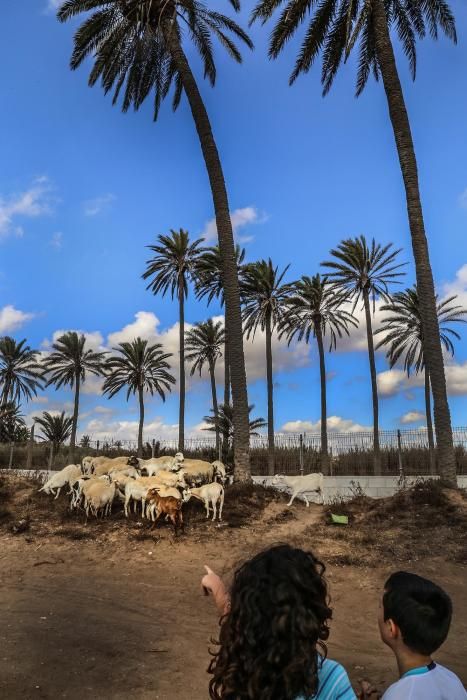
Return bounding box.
[146,489,184,534]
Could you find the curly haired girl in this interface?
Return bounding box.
[202,544,357,700]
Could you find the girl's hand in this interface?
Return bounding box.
[357,680,381,699]
[201,565,230,615]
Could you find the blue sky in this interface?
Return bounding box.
[1,0,467,443]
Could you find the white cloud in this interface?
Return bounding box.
[401,411,425,424]
[42,329,106,353]
[31,396,49,404]
[201,206,266,244]
[81,416,183,442]
[280,416,372,433]
[49,231,63,249]
[0,305,35,334]
[0,176,55,239]
[45,0,61,11]
[83,193,115,217]
[377,361,467,398]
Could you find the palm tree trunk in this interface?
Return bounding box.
[1,375,11,407]
[372,0,456,487]
[265,314,275,475]
[209,359,220,456]
[222,333,230,462]
[137,384,144,458]
[425,368,436,475]
[363,292,381,475]
[69,372,80,459]
[165,26,250,482]
[315,323,329,475]
[178,282,185,453]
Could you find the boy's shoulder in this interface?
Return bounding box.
[316,655,357,699]
[382,663,467,700]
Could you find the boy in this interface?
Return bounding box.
[378,571,466,699]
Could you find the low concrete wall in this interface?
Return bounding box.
[253,474,467,503]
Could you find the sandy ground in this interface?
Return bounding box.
[0,477,466,699]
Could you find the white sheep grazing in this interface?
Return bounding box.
[212,460,227,484]
[183,482,224,521]
[81,456,94,475]
[176,459,214,487]
[84,481,116,518]
[39,464,82,499]
[123,478,159,518]
[70,474,111,510]
[271,473,324,507]
[137,453,184,476]
[92,455,136,476]
[109,467,140,480]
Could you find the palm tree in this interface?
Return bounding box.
[251,0,459,486]
[58,0,253,483]
[195,244,246,408]
[143,229,204,453]
[322,237,405,474]
[0,336,43,407]
[280,275,358,472]
[375,287,467,473]
[0,402,27,444]
[185,319,225,455]
[35,411,73,467]
[80,434,91,449]
[203,403,267,448]
[43,332,106,458]
[102,338,175,457]
[241,259,292,474]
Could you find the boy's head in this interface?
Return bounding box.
[378,571,452,656]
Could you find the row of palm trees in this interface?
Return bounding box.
[1,233,465,470]
[55,0,462,485]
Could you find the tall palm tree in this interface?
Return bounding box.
[0,336,43,407]
[35,411,73,467]
[142,229,204,452]
[203,403,267,448]
[80,434,91,449]
[43,332,106,458]
[58,0,253,483]
[185,319,225,455]
[102,338,175,457]
[241,259,292,474]
[280,275,358,472]
[194,244,246,409]
[251,0,459,486]
[375,287,467,473]
[322,237,405,474]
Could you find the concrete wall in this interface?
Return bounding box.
[253,475,467,503]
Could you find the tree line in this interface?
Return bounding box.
[4,0,462,483]
[0,231,465,476]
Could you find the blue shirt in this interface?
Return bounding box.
[296,655,357,699]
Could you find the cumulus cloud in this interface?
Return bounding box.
[377,361,467,398]
[83,193,115,217]
[280,416,372,433]
[45,0,61,11]
[0,176,55,239]
[0,305,35,333]
[41,329,106,352]
[31,396,49,405]
[400,411,425,425]
[458,188,467,209]
[49,231,63,249]
[201,206,267,244]
[81,416,185,442]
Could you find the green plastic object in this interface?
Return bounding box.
[330,513,349,525]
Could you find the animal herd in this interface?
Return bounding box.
[39,452,229,533]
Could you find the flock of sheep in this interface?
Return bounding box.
[38,453,229,533]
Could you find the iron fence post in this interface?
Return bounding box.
[151,439,155,459]
[299,434,304,476]
[26,423,35,470]
[397,429,403,477]
[8,441,14,469]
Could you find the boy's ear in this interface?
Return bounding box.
[386,618,399,641]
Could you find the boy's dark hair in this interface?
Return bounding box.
[383,571,452,655]
[208,544,332,700]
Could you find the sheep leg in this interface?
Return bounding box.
[212,500,217,522]
[219,490,224,521]
[54,487,61,500]
[124,494,131,518]
[287,490,298,507]
[141,498,146,518]
[204,499,210,518]
[303,494,310,507]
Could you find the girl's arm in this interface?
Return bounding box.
[201,565,231,616]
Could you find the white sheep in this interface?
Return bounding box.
[39,464,82,499]
[136,453,184,476]
[70,474,111,510]
[84,481,116,518]
[271,473,324,506]
[81,456,94,475]
[176,459,214,486]
[212,460,227,484]
[183,482,224,521]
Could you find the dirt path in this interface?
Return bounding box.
[0,481,466,699]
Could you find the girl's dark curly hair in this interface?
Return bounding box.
[208,544,332,700]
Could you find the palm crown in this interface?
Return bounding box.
[250,0,457,95]
[0,336,44,406]
[203,403,266,442]
[43,332,106,390]
[34,411,73,446]
[241,259,291,338]
[195,244,246,306]
[375,287,467,374]
[143,229,205,298]
[58,0,253,120]
[322,235,405,311]
[103,338,175,400]
[185,319,225,377]
[281,274,358,350]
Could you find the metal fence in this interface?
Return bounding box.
[1,427,467,475]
